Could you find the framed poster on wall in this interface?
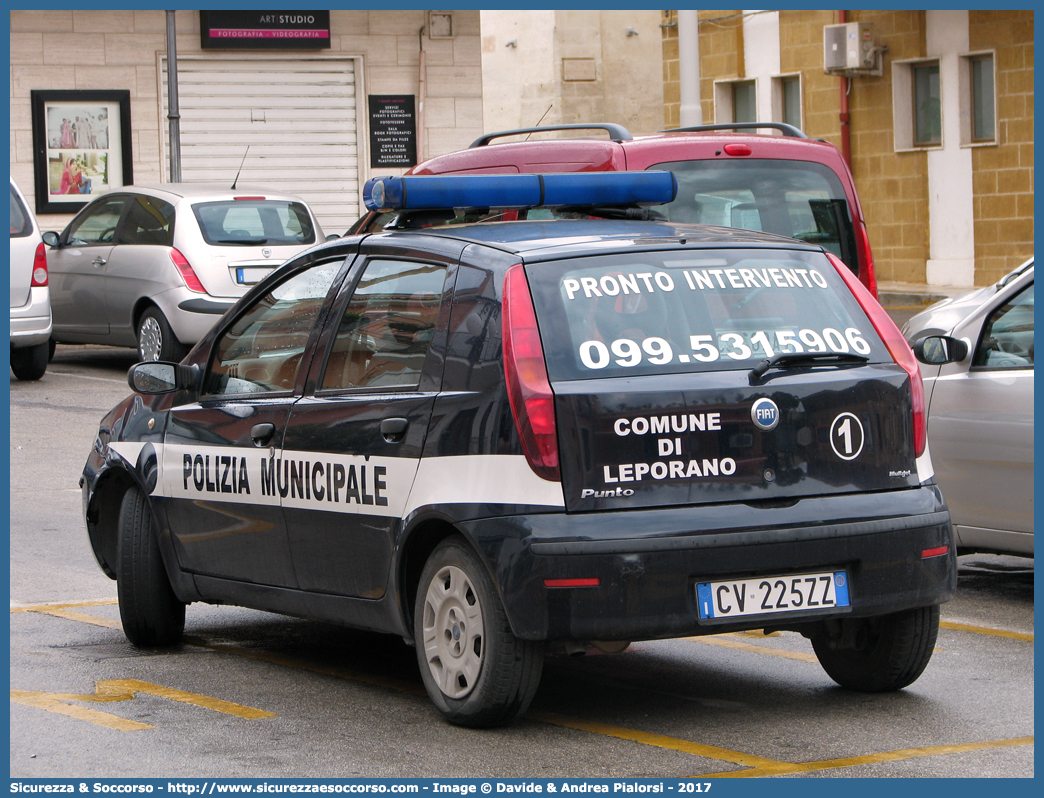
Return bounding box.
[30,89,133,214]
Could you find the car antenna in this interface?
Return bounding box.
[230,146,250,190]
[524,105,553,140]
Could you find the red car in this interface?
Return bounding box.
[352,122,877,297]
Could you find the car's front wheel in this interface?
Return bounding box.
[812,605,940,691]
[414,536,543,727]
[116,486,185,647]
[10,342,49,380]
[137,307,187,362]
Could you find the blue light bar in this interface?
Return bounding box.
[362,172,678,213]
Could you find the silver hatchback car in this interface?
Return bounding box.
[904,258,1034,557]
[9,177,52,380]
[43,183,325,361]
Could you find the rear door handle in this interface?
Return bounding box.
[380,417,409,443]
[250,423,276,447]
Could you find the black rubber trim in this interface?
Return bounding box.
[177,298,236,314]
[529,511,951,556]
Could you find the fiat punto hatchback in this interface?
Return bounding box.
[82,173,955,727]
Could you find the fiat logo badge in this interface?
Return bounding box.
[751,397,780,431]
[262,248,272,258]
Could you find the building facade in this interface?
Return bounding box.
[662,9,1034,286]
[10,9,483,234]
[479,9,664,137]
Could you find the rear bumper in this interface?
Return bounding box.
[10,286,52,347]
[461,487,956,641]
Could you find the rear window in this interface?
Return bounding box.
[10,185,32,238]
[647,160,859,272]
[192,200,316,247]
[527,248,890,381]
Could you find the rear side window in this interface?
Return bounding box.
[528,248,890,381]
[10,185,31,238]
[118,194,175,246]
[321,259,447,391]
[649,160,859,272]
[192,200,316,246]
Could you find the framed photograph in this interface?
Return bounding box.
[30,89,133,214]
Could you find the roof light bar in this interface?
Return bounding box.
[362,172,678,213]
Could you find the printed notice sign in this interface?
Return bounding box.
[369,95,418,168]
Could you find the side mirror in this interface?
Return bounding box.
[325,233,341,241]
[41,231,60,248]
[912,335,969,365]
[128,362,199,394]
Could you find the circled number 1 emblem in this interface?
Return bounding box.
[830,412,865,460]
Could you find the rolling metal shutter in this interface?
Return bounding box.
[161,56,361,234]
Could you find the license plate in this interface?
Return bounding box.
[697,571,849,620]
[236,267,272,285]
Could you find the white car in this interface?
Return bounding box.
[904,258,1034,557]
[43,184,325,362]
[9,177,52,380]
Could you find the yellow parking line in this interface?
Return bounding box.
[11,690,154,732]
[11,678,275,731]
[28,607,123,629]
[530,712,785,769]
[941,620,1033,642]
[701,736,1035,777]
[11,599,118,612]
[685,634,818,662]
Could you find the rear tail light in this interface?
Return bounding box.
[827,253,926,457]
[31,243,48,287]
[170,248,207,293]
[858,222,879,299]
[502,263,560,481]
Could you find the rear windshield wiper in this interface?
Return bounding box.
[749,352,869,383]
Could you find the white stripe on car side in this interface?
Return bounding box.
[403,454,566,516]
[108,442,565,518]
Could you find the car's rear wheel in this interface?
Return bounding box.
[812,605,939,691]
[414,536,543,727]
[10,342,49,380]
[137,307,187,362]
[117,486,185,647]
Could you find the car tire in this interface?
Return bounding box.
[47,337,56,362]
[812,605,939,692]
[116,486,186,647]
[414,536,543,727]
[137,307,187,363]
[10,341,49,381]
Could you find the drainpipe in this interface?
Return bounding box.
[838,10,851,169]
[678,10,703,127]
[417,27,426,165]
[165,10,182,182]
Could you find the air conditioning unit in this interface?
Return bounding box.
[824,22,880,74]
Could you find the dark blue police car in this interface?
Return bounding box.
[82,172,956,727]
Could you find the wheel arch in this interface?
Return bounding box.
[131,297,159,335]
[397,516,475,643]
[85,467,138,579]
